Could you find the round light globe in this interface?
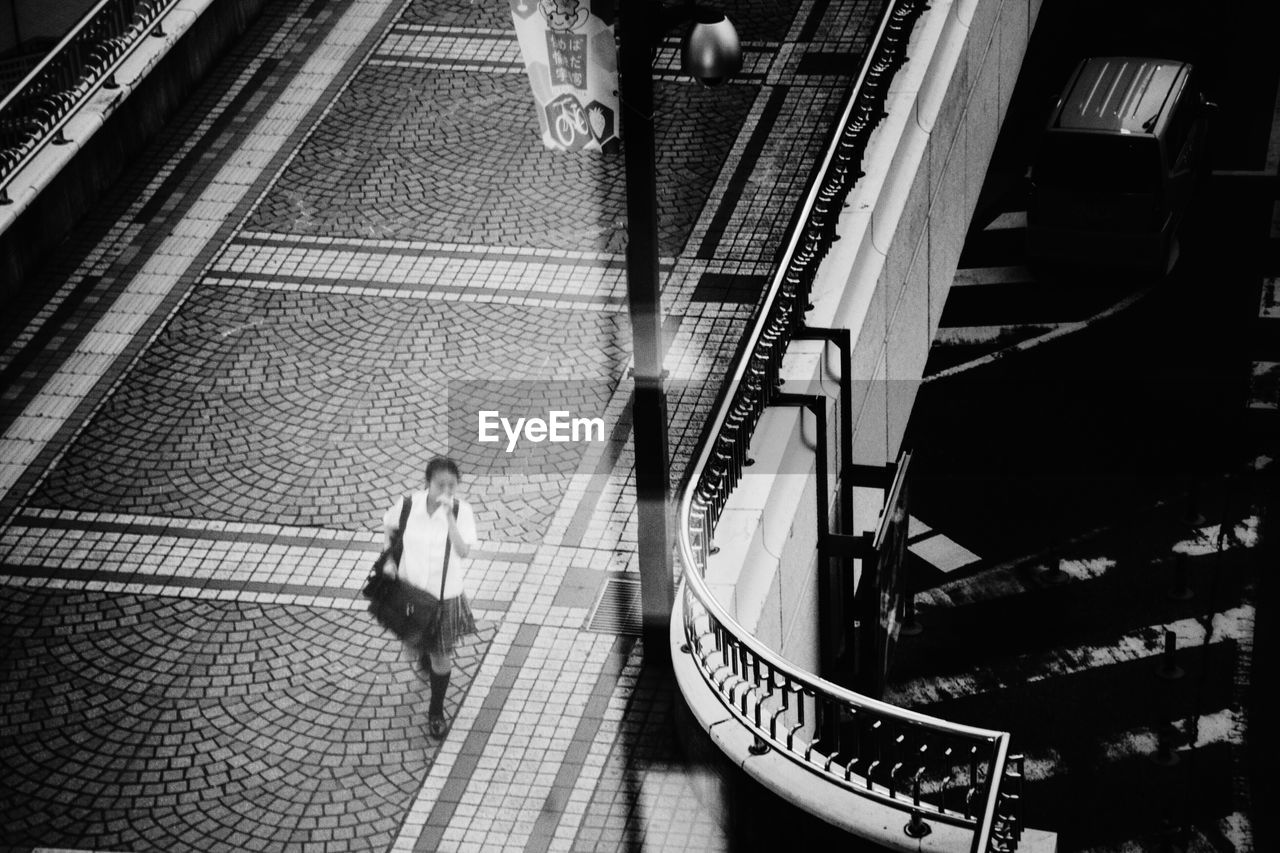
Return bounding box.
[681,12,742,88]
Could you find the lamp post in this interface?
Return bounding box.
[616,1,741,664]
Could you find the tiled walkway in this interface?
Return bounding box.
[0,0,884,850]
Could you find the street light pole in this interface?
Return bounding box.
[617,0,675,665]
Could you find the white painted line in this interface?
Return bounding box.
[907,514,931,538]
[934,322,1064,347]
[926,285,1155,381]
[983,210,1027,231]
[917,556,1117,608]
[952,264,1034,287]
[908,531,981,573]
[883,605,1254,708]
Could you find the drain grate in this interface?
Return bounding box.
[586,575,641,636]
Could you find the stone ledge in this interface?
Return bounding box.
[0,0,268,294]
[0,0,211,231]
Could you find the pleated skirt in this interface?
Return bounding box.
[397,583,477,655]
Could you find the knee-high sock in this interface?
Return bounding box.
[429,670,450,716]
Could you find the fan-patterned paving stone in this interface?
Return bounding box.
[0,586,495,853]
[398,0,802,39]
[401,0,512,30]
[248,65,756,256]
[31,287,626,544]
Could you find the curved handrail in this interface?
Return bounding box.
[0,0,182,202]
[672,0,1020,850]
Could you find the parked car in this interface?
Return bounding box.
[1027,56,1213,273]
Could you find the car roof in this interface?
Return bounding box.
[1052,57,1191,135]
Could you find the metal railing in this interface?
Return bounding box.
[673,0,1023,850]
[0,0,180,203]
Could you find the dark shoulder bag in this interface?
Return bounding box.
[365,495,412,633]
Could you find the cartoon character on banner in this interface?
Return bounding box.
[538,0,590,31]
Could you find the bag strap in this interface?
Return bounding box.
[438,499,460,602]
[397,494,414,539]
[377,494,413,575]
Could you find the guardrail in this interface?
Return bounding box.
[0,0,181,203]
[673,0,1024,850]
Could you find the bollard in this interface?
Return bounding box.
[1157,630,1184,680]
[1167,554,1193,601]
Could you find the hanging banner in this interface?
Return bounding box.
[509,0,620,152]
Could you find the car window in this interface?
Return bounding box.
[1034,134,1162,194]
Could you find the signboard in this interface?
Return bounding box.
[510,0,620,152]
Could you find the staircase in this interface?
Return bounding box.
[884,493,1259,851]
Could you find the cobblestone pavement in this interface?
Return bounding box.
[0,0,885,849]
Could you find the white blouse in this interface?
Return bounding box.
[382,491,478,600]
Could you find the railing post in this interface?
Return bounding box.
[904,770,932,838]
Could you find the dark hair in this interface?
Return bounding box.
[425,456,461,485]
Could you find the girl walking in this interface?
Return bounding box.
[382,457,479,737]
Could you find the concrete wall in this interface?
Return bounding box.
[0,0,268,297]
[813,0,1043,478]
